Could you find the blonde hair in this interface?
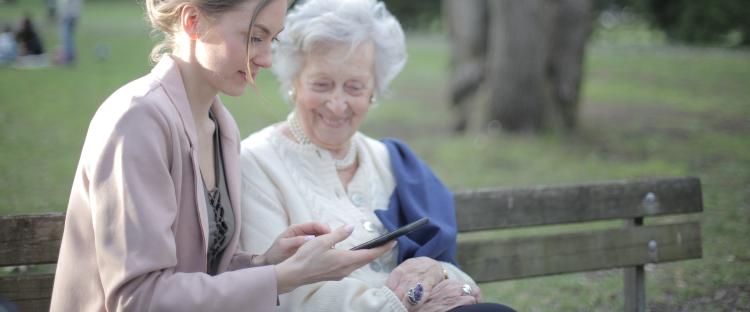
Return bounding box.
[145,0,276,66]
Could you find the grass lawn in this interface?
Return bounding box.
[2,2,749,311]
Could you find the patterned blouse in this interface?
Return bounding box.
[205,112,235,275]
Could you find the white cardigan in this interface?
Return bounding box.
[239,124,475,312]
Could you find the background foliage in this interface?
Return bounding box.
[381,0,441,30]
[609,0,750,46]
[383,0,750,46]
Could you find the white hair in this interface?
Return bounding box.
[272,0,407,101]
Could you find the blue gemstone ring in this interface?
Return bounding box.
[407,283,424,305]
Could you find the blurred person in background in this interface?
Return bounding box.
[55,0,80,65]
[13,14,48,67]
[15,15,44,56]
[0,23,18,65]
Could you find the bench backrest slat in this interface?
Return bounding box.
[456,222,702,282]
[0,274,54,312]
[454,176,702,232]
[0,213,65,267]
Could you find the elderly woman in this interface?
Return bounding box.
[240,0,515,311]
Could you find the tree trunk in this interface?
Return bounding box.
[547,0,593,130]
[485,0,555,132]
[443,0,489,133]
[445,0,592,133]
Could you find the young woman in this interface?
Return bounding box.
[50,0,393,310]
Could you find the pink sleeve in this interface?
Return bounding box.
[86,100,278,311]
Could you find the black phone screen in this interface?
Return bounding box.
[350,217,429,250]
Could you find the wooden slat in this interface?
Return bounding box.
[0,213,65,266]
[456,222,702,283]
[0,274,54,312]
[454,176,702,231]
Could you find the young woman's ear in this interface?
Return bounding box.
[180,5,201,40]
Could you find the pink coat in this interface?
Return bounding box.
[51,56,277,311]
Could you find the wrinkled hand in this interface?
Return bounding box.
[385,257,445,304]
[275,225,397,294]
[411,279,477,312]
[466,279,482,303]
[255,222,331,266]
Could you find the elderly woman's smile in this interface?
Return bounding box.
[317,112,349,128]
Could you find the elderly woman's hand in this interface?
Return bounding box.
[411,279,477,312]
[385,257,445,305]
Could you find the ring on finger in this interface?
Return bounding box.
[461,283,472,296]
[407,283,424,305]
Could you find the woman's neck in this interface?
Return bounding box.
[171,53,216,126]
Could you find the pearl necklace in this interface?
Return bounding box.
[287,112,358,170]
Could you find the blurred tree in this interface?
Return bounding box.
[443,0,488,133]
[598,0,750,45]
[445,0,593,133]
[642,0,749,45]
[382,0,442,30]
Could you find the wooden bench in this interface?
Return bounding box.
[0,176,702,311]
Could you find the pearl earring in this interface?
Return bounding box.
[287,87,296,99]
[370,95,376,104]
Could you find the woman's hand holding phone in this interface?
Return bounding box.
[274,224,396,295]
[256,222,332,266]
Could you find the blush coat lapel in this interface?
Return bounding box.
[152,56,244,271]
[151,57,211,254]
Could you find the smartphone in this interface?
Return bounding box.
[350,217,429,250]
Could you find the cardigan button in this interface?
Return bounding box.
[369,261,382,272]
[350,192,364,207]
[362,220,376,232]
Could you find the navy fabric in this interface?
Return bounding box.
[375,138,458,265]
